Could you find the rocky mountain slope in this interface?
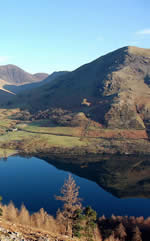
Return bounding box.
[12,46,150,130]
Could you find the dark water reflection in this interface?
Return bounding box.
[42,154,150,199]
[0,154,150,217]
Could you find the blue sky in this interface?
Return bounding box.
[0,0,150,74]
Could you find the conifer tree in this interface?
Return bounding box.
[115,222,127,241]
[84,206,97,241]
[55,174,82,236]
[131,226,142,241]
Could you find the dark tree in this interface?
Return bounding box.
[115,222,127,241]
[132,226,142,241]
[83,206,97,241]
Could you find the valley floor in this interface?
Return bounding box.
[0,108,150,158]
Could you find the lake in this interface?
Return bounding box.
[0,154,150,217]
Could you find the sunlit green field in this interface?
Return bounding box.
[0,109,89,157]
[0,108,149,157]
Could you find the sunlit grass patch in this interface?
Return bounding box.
[0,148,18,158]
[19,120,79,136]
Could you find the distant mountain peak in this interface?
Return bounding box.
[0,64,48,85]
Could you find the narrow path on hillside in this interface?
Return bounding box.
[18,128,73,137]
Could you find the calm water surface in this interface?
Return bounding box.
[0,155,150,217]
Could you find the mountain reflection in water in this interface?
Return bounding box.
[40,154,150,199]
[1,153,150,217]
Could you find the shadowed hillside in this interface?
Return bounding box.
[38,154,150,199]
[0,89,14,103]
[4,71,69,94]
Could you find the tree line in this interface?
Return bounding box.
[0,175,148,241]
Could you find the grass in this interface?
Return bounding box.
[0,108,149,156]
[0,130,35,141]
[0,148,17,158]
[0,109,88,155]
[42,134,86,147]
[0,129,87,156]
[20,121,76,135]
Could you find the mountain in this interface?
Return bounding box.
[0,64,48,85]
[41,71,69,84]
[3,70,69,94]
[9,46,150,129]
[33,72,49,81]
